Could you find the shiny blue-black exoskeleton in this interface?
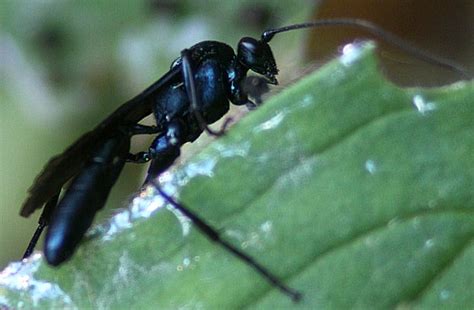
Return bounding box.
[20,18,471,302]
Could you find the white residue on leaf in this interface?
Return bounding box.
[439,289,451,301]
[300,94,314,107]
[214,141,251,158]
[0,254,75,308]
[412,94,436,114]
[165,203,192,237]
[273,156,318,190]
[228,221,276,251]
[177,256,197,272]
[387,217,401,228]
[101,210,133,241]
[253,111,286,133]
[183,157,217,178]
[424,238,435,249]
[365,159,377,174]
[240,231,262,250]
[363,235,377,247]
[0,295,9,308]
[339,42,367,67]
[99,185,163,242]
[411,216,421,229]
[98,153,219,242]
[143,180,192,237]
[260,220,273,234]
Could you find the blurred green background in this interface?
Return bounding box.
[0,0,315,269]
[1,0,472,270]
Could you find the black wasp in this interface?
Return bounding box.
[20,18,471,301]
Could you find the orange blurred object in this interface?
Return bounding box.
[306,0,473,86]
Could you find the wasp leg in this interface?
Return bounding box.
[127,152,152,164]
[153,182,302,302]
[242,75,270,109]
[122,124,164,164]
[126,124,162,135]
[181,49,230,137]
[142,120,185,183]
[128,119,185,183]
[22,192,59,259]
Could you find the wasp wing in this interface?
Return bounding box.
[20,66,181,217]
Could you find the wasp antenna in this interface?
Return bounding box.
[262,18,472,79]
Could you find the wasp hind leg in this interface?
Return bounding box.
[23,192,59,259]
[152,182,302,302]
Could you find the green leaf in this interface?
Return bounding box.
[1,43,473,309]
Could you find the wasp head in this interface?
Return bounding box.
[237,37,278,85]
